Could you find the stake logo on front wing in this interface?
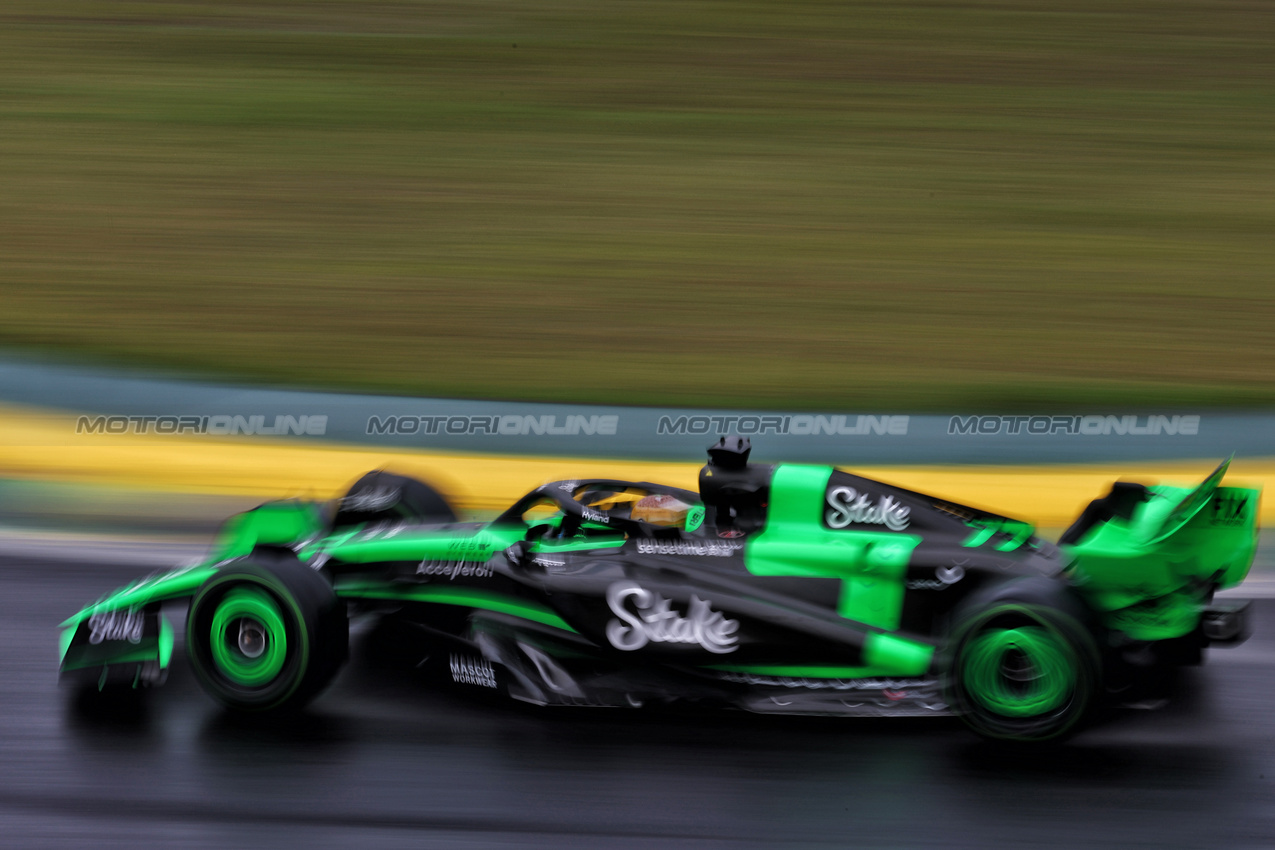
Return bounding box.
[825,486,911,531]
[87,608,145,644]
[605,583,740,654]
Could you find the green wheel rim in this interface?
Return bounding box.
[209,587,288,687]
[962,625,1076,717]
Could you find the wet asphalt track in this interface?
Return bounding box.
[4,552,1274,850]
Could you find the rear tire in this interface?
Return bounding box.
[946,580,1098,742]
[186,555,347,712]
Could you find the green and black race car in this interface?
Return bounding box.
[60,437,1259,741]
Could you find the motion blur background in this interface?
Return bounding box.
[4,4,1275,848]
[3,0,1274,409]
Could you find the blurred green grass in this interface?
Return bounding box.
[2,1,1273,410]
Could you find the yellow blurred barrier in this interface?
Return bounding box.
[1,404,1269,528]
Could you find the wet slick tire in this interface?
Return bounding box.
[186,556,347,712]
[946,580,1099,743]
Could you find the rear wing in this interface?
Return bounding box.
[1063,460,1261,624]
[1148,457,1231,544]
[1162,479,1260,591]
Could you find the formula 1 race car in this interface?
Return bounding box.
[60,438,1260,741]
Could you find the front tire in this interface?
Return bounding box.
[946,581,1098,742]
[186,555,347,712]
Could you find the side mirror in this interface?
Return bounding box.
[503,540,532,569]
